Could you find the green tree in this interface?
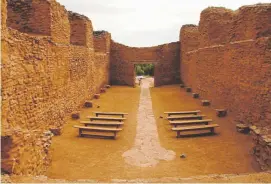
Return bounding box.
[135,64,154,76]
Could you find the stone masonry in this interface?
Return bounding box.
[180,4,271,170]
[1,0,271,175]
[1,0,110,174]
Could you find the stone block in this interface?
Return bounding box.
[202,100,210,106]
[49,127,62,136]
[105,85,111,88]
[71,111,80,119]
[94,94,100,99]
[236,123,250,134]
[180,84,185,88]
[84,101,93,108]
[192,93,199,98]
[185,87,192,92]
[100,88,106,93]
[216,109,227,117]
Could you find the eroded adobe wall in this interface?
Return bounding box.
[180,4,271,170]
[1,0,110,175]
[110,41,180,86]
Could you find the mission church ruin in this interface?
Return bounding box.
[1,0,271,182]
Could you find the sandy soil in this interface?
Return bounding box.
[46,78,261,182]
[4,171,271,183]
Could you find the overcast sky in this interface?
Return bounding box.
[58,0,270,47]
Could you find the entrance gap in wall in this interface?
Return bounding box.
[134,63,155,87]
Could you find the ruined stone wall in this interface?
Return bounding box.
[7,0,51,35]
[180,4,271,170]
[94,31,111,53]
[69,12,93,47]
[1,0,110,175]
[110,41,180,86]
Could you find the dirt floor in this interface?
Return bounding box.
[46,78,262,182]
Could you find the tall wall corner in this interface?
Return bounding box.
[68,11,94,48]
[180,24,200,53]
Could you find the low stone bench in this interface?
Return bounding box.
[94,94,100,99]
[236,123,250,133]
[164,110,200,116]
[172,124,219,138]
[202,100,210,106]
[169,119,213,127]
[49,127,62,136]
[93,111,128,117]
[86,116,126,122]
[80,121,124,128]
[167,115,206,121]
[71,111,80,119]
[192,93,199,98]
[216,109,227,117]
[185,87,192,92]
[84,101,93,108]
[74,125,122,139]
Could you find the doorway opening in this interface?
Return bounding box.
[134,63,155,87]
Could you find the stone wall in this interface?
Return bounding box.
[180,4,271,170]
[110,41,180,86]
[93,31,111,91]
[93,31,111,53]
[2,0,271,175]
[69,12,93,47]
[7,0,51,35]
[1,0,110,174]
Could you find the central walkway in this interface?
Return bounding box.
[122,80,176,167]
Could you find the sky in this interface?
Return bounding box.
[58,0,270,47]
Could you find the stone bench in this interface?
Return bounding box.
[164,110,200,116]
[71,111,80,119]
[202,100,210,106]
[84,101,93,108]
[74,125,122,139]
[216,109,227,117]
[192,93,199,98]
[167,115,206,121]
[172,124,219,138]
[93,111,128,117]
[80,121,124,128]
[236,123,250,133]
[169,119,213,127]
[86,116,126,122]
[94,94,100,99]
[185,87,192,92]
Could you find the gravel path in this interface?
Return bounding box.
[122,80,176,167]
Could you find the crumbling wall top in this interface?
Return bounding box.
[68,11,91,22]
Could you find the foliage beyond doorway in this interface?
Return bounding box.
[135,64,154,76]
